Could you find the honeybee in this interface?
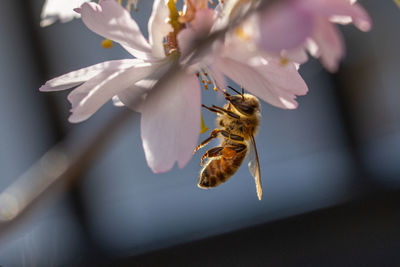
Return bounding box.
[193,86,262,200]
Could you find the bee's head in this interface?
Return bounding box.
[226,93,260,116]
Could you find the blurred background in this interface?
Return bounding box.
[0,0,399,266]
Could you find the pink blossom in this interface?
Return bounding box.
[258,0,372,72]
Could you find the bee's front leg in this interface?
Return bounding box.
[211,105,240,119]
[201,104,223,114]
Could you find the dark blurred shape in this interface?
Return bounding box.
[106,189,400,267]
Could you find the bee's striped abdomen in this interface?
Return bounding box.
[198,150,247,189]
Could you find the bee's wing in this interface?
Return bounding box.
[248,135,262,200]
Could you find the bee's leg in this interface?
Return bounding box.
[211,105,240,119]
[201,145,245,165]
[231,143,247,153]
[200,146,224,165]
[202,104,223,114]
[220,144,246,159]
[194,129,221,154]
[220,130,244,142]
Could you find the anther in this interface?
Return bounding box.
[204,85,209,90]
[280,57,289,66]
[101,39,113,49]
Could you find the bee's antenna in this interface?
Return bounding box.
[227,86,241,95]
[241,87,245,100]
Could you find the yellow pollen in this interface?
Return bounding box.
[213,87,218,91]
[235,27,250,41]
[280,57,289,66]
[101,39,113,49]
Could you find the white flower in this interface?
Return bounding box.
[40,0,201,173]
[40,0,308,173]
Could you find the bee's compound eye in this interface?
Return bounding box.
[240,105,254,114]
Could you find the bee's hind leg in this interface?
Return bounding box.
[200,146,240,165]
[200,146,224,165]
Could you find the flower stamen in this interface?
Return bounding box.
[280,57,289,66]
[197,68,220,92]
[235,27,250,41]
[101,38,113,49]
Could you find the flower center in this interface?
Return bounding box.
[166,0,184,54]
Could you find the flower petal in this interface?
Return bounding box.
[77,0,153,59]
[303,0,372,31]
[191,8,216,34]
[39,59,136,92]
[215,57,304,109]
[254,57,308,96]
[148,0,172,58]
[310,17,345,72]
[281,47,309,64]
[209,65,227,91]
[67,60,157,123]
[112,95,124,107]
[117,60,172,112]
[336,2,372,32]
[258,3,314,52]
[218,42,308,103]
[176,28,196,58]
[141,73,201,173]
[40,0,89,27]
